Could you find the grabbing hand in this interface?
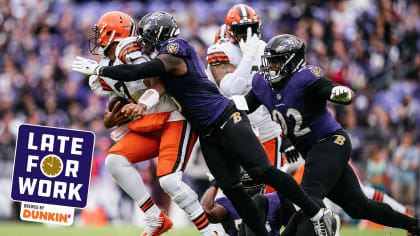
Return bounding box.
[104,101,132,128]
[330,86,353,103]
[121,103,147,119]
[72,56,101,75]
[89,75,102,92]
[239,27,260,61]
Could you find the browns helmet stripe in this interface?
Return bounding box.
[237,4,249,22]
[248,6,256,22]
[219,24,227,40]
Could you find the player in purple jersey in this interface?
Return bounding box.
[245,34,420,235]
[201,171,292,236]
[72,12,337,236]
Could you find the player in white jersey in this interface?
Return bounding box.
[81,11,216,236]
[207,4,300,193]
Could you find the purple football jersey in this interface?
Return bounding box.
[158,38,230,133]
[252,65,342,155]
[215,193,281,236]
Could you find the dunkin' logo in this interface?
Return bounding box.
[20,202,74,226]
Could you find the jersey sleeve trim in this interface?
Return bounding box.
[207,52,230,65]
[98,77,113,91]
[118,42,142,63]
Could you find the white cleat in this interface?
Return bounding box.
[312,208,337,236]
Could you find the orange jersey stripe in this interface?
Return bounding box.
[98,77,112,91]
[121,46,142,63]
[118,42,140,62]
[208,58,230,64]
[207,52,228,58]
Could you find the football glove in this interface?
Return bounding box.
[71,56,102,75]
[280,136,301,163]
[88,75,102,92]
[330,86,353,103]
[239,27,260,61]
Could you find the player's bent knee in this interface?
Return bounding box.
[105,154,131,173]
[159,172,198,209]
[249,164,273,180]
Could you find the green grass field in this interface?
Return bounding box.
[0,223,408,236]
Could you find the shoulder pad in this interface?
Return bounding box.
[207,43,230,65]
[206,41,241,66]
[292,65,325,89]
[159,38,189,56]
[115,37,142,64]
[297,65,324,79]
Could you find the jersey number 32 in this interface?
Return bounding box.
[272,108,311,137]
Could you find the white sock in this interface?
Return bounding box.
[105,154,160,217]
[136,196,161,217]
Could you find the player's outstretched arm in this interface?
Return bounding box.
[306,78,354,105]
[244,89,263,114]
[200,185,228,223]
[72,54,187,81]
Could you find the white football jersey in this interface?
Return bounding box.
[91,37,184,140]
[97,37,183,119]
[207,40,281,143]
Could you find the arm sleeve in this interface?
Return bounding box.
[219,58,253,96]
[219,73,247,96]
[245,89,262,114]
[100,58,166,82]
[305,77,337,101]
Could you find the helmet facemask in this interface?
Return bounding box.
[262,52,305,84]
[88,11,136,57]
[139,26,162,56]
[229,22,260,42]
[138,12,180,57]
[90,24,119,57]
[241,172,265,197]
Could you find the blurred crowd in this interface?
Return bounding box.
[0,0,419,227]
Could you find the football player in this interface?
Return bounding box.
[213,24,230,44]
[72,11,337,236]
[207,4,298,194]
[293,159,412,217]
[79,11,215,236]
[201,170,299,236]
[244,33,420,235]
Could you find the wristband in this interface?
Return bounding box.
[138,89,160,110]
